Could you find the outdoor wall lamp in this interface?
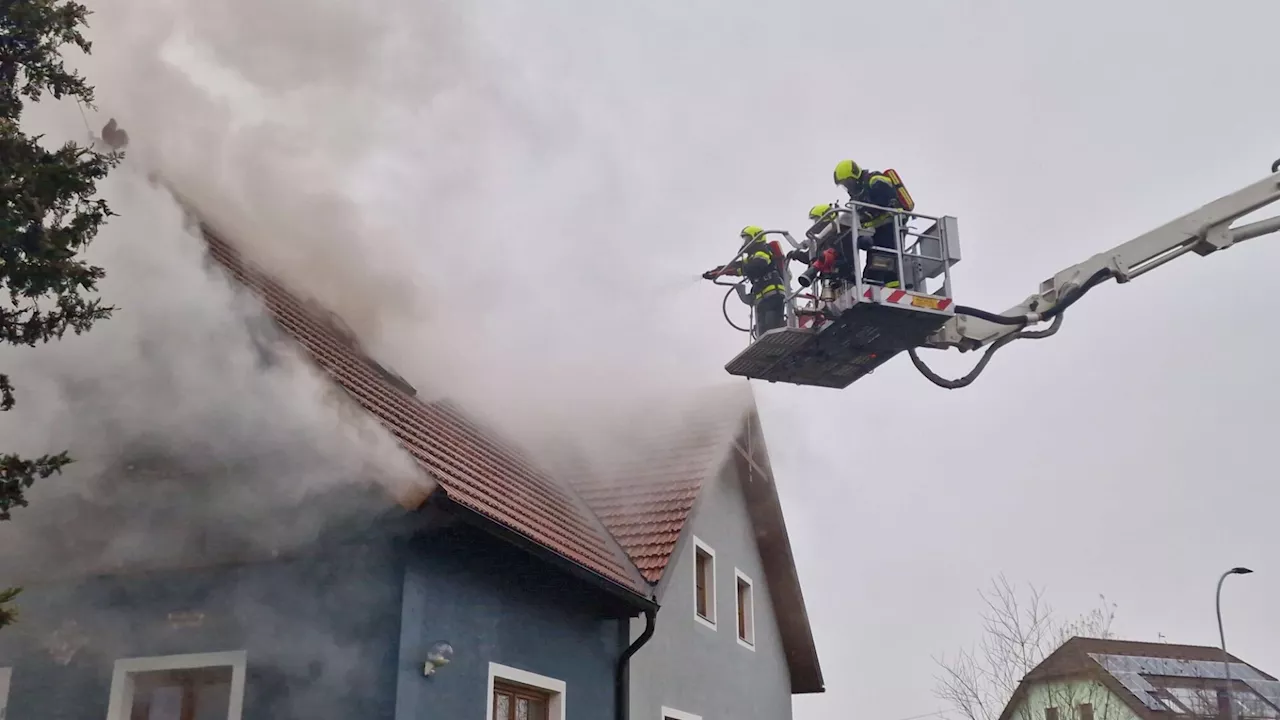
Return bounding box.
[423,642,454,677]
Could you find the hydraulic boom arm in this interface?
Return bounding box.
[931,165,1280,352]
[911,160,1280,388]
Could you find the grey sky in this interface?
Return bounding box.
[6,0,1278,718]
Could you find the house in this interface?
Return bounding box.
[998,637,1280,720]
[565,388,826,720]
[0,195,823,719]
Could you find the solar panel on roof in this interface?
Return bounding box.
[1089,654,1280,714]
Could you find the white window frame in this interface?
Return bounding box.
[662,707,702,720]
[734,568,756,650]
[104,650,247,720]
[692,535,717,630]
[0,666,11,720]
[485,661,566,720]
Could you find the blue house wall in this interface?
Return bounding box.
[396,525,631,720]
[0,514,636,719]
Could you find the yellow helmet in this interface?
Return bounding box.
[808,203,836,221]
[833,159,862,184]
[739,225,765,242]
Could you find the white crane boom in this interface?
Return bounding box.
[927,167,1280,353]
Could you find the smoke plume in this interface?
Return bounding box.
[0,0,783,578]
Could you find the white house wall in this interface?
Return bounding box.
[1011,679,1141,720]
[627,459,793,720]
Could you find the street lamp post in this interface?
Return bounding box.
[1216,567,1254,720]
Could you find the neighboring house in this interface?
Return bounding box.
[0,224,659,720]
[999,637,1280,720]
[569,392,825,720]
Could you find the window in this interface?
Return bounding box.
[486,662,565,720]
[692,536,716,629]
[1079,703,1094,720]
[735,569,755,649]
[1045,707,1060,720]
[493,680,550,720]
[104,651,246,720]
[0,666,10,720]
[662,708,702,720]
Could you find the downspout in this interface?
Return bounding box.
[615,608,657,720]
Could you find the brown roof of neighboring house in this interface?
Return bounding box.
[200,228,647,598]
[998,637,1279,720]
[562,384,826,694]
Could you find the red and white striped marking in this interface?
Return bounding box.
[862,287,954,312]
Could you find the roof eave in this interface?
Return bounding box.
[432,491,658,614]
[730,402,826,695]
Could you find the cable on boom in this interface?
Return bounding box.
[908,268,1115,388]
[907,315,1062,389]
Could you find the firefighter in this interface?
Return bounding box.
[702,225,789,338]
[832,159,906,288]
[795,203,857,289]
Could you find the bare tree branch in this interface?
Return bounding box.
[933,575,1118,720]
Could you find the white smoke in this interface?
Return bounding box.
[0,0,774,574]
[0,159,428,571]
[61,0,751,453]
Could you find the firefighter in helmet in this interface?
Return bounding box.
[833,159,905,288]
[795,202,858,290]
[702,225,789,337]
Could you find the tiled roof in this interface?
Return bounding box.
[200,228,645,596]
[568,385,751,583]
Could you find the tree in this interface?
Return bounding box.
[1,0,121,627]
[934,574,1119,720]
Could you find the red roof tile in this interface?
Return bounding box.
[200,229,644,596]
[568,385,750,583]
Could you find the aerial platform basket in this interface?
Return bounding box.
[725,284,956,388]
[722,208,961,389]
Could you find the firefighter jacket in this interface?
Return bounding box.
[719,241,787,303]
[853,171,901,229]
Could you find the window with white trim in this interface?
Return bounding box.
[735,568,755,649]
[692,536,716,629]
[662,708,702,720]
[104,651,247,720]
[0,666,11,720]
[486,662,565,720]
